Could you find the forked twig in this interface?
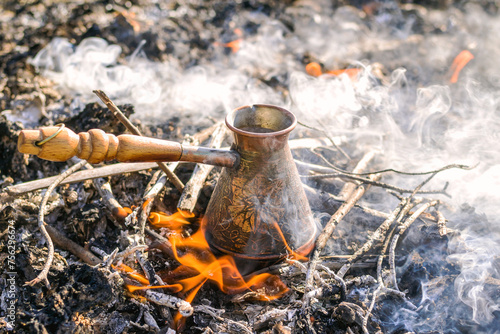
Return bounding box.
[303,152,380,310]
[310,148,475,177]
[25,160,87,287]
[337,201,405,278]
[301,173,451,197]
[388,200,440,290]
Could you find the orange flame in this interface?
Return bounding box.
[306,62,323,77]
[122,210,292,329]
[306,62,361,80]
[216,28,243,53]
[149,209,194,230]
[326,68,362,80]
[449,50,474,83]
[113,263,151,285]
[115,11,141,33]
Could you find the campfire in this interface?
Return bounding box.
[1,1,500,333]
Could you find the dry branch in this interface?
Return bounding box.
[301,173,450,196]
[303,154,381,314]
[303,183,389,219]
[45,224,101,266]
[145,290,194,317]
[336,201,405,278]
[388,200,439,290]
[94,89,185,192]
[25,159,88,287]
[177,122,228,212]
[338,151,376,199]
[303,179,372,289]
[436,209,448,236]
[4,162,159,196]
[91,168,130,219]
[136,250,159,286]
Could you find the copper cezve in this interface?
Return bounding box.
[18,104,318,263]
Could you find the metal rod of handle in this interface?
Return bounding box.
[17,126,239,168]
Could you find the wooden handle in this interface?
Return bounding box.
[18,127,182,164]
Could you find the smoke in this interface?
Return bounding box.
[28,1,500,331]
[29,36,284,125]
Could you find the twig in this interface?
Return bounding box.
[297,121,350,160]
[91,168,130,220]
[94,89,185,192]
[44,224,101,266]
[302,183,389,219]
[90,245,109,258]
[318,264,347,300]
[304,152,380,298]
[143,310,160,332]
[376,224,399,287]
[177,123,228,212]
[309,149,475,177]
[193,304,225,320]
[145,228,175,259]
[4,162,160,196]
[251,255,388,278]
[362,285,382,334]
[144,290,193,317]
[115,245,148,263]
[376,197,419,286]
[253,308,288,330]
[288,136,345,150]
[436,210,448,236]
[338,151,376,200]
[295,159,342,174]
[303,173,381,308]
[25,160,88,287]
[388,200,440,290]
[136,250,159,285]
[301,173,451,197]
[337,201,405,278]
[138,198,154,243]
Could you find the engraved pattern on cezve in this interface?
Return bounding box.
[205,147,315,257]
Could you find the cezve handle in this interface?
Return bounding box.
[18,126,238,167]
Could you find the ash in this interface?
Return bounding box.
[1,0,500,333]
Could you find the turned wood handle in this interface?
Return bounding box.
[18,127,183,164]
[17,127,239,167]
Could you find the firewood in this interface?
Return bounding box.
[3,162,159,196]
[436,209,448,236]
[144,290,193,317]
[177,122,228,212]
[304,152,380,295]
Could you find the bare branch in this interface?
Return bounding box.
[25,160,87,287]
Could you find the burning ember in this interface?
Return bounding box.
[306,62,361,80]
